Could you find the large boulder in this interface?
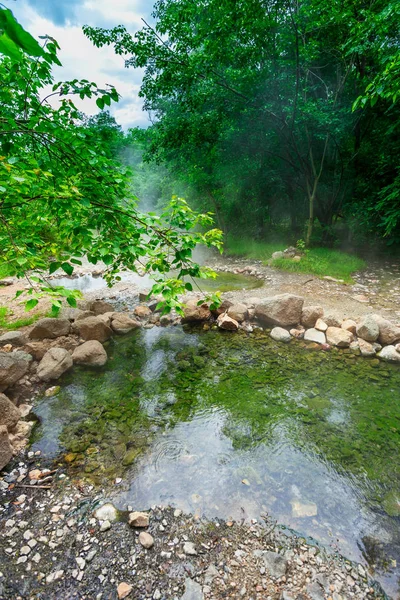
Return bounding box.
[270,327,291,343]
[372,314,400,346]
[0,331,27,348]
[72,341,108,367]
[182,301,211,323]
[217,314,239,331]
[378,345,400,363]
[29,318,70,340]
[326,327,353,348]
[0,425,13,471]
[24,336,80,361]
[356,315,379,342]
[87,300,114,315]
[341,319,357,334]
[37,347,73,381]
[0,351,30,392]
[255,294,304,327]
[304,328,326,344]
[134,305,152,319]
[111,314,141,334]
[0,393,20,430]
[301,306,323,329]
[73,316,113,343]
[227,303,248,323]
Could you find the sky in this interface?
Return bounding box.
[4,0,153,128]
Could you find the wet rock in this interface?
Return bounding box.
[0,393,20,430]
[181,578,204,600]
[87,300,115,315]
[382,490,400,516]
[94,503,118,522]
[122,447,141,466]
[356,315,379,342]
[254,550,288,578]
[270,327,291,343]
[111,314,141,334]
[138,531,154,549]
[0,331,27,348]
[255,294,304,327]
[301,306,324,329]
[128,511,149,528]
[72,341,107,367]
[0,424,12,471]
[358,339,376,357]
[117,582,133,599]
[44,385,60,397]
[341,319,357,334]
[0,351,30,392]
[377,345,400,363]
[217,314,239,331]
[29,318,71,340]
[314,319,328,332]
[37,347,73,381]
[73,316,113,343]
[134,305,152,318]
[372,314,400,346]
[227,303,249,323]
[326,327,353,348]
[304,328,326,344]
[291,499,318,518]
[182,301,211,323]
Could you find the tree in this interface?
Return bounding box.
[0,8,223,314]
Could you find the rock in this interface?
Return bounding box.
[160,314,173,326]
[100,520,111,532]
[87,300,114,315]
[37,347,73,381]
[212,299,233,316]
[96,312,114,326]
[0,331,27,347]
[272,251,285,260]
[0,351,30,392]
[382,490,400,517]
[181,578,204,600]
[255,294,304,327]
[73,316,113,343]
[94,503,118,522]
[44,385,60,397]
[341,319,357,334]
[254,550,288,578]
[372,314,400,345]
[306,581,325,600]
[270,327,291,343]
[324,314,342,328]
[75,310,96,321]
[182,301,211,323]
[134,305,152,318]
[72,341,107,367]
[304,328,326,344]
[217,314,239,331]
[314,318,328,332]
[0,425,12,471]
[326,327,353,348]
[358,339,376,357]
[29,318,70,340]
[111,314,141,334]
[356,315,379,342]
[290,327,305,339]
[117,582,133,599]
[291,499,318,517]
[138,531,154,549]
[301,306,323,328]
[128,511,149,528]
[378,345,400,363]
[139,290,151,302]
[227,303,248,323]
[183,541,197,555]
[0,393,20,430]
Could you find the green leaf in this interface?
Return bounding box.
[0,33,21,61]
[96,97,105,110]
[49,261,61,274]
[61,262,74,276]
[66,296,77,307]
[25,298,38,311]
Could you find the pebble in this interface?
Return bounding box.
[117,582,132,599]
[138,532,154,549]
[100,520,111,532]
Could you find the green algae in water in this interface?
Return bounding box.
[31,326,400,596]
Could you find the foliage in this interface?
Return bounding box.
[0,9,223,314]
[0,306,47,331]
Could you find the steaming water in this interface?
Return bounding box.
[32,327,400,596]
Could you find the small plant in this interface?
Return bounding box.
[296,239,307,254]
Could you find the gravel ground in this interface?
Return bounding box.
[0,455,388,600]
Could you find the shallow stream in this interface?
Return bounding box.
[31,327,400,596]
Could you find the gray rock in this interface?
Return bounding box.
[253,550,288,578]
[227,303,248,323]
[0,393,20,430]
[29,318,70,340]
[306,581,325,600]
[378,345,400,363]
[271,251,285,260]
[87,300,115,315]
[217,314,239,331]
[372,314,400,345]
[183,541,197,556]
[326,327,353,348]
[0,351,30,392]
[301,306,324,329]
[94,503,118,522]
[270,327,291,343]
[0,425,12,471]
[111,314,141,334]
[0,331,27,347]
[356,315,379,342]
[181,578,204,600]
[255,294,304,327]
[304,328,326,344]
[72,341,107,367]
[37,347,73,381]
[73,316,113,343]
